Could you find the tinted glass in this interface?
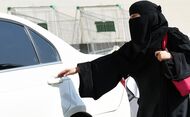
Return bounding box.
[29,29,60,63]
[0,20,38,70]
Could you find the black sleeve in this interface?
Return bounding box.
[77,43,131,100]
[164,28,190,80]
[171,52,190,80]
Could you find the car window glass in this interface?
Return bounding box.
[0,20,39,70]
[29,29,60,63]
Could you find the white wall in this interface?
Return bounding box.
[0,0,189,35]
[0,0,128,16]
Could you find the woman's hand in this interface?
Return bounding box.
[57,67,80,77]
[155,50,172,62]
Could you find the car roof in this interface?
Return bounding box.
[0,13,37,27]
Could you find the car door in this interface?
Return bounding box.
[0,20,64,117]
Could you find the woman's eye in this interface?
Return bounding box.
[130,13,141,19]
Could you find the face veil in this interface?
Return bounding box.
[129,1,168,55]
[118,1,169,73]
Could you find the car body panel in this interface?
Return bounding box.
[0,63,63,117]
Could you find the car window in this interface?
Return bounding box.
[0,20,39,70]
[28,29,61,63]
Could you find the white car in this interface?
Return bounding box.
[0,13,131,117]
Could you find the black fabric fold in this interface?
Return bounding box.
[78,62,94,98]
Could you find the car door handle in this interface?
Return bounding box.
[47,77,63,86]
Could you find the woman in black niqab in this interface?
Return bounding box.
[58,1,190,117]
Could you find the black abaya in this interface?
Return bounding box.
[78,28,190,117]
[76,1,190,117]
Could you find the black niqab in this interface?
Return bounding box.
[129,1,168,55]
[119,1,169,73]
